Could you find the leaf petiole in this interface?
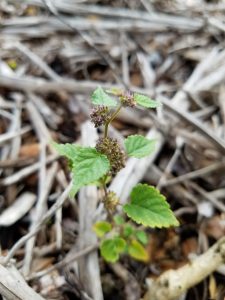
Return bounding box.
[104,104,123,138]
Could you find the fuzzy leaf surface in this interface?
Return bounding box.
[123,184,179,228]
[93,221,112,237]
[134,93,161,108]
[52,142,81,161]
[71,148,110,196]
[100,237,126,262]
[53,143,110,196]
[91,87,117,107]
[128,239,149,262]
[124,135,156,158]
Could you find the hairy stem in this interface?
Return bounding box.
[102,177,108,199]
[100,176,114,222]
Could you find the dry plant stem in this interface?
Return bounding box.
[1,181,72,266]
[24,98,68,264]
[23,142,47,271]
[55,201,62,249]
[160,96,225,154]
[28,243,98,280]
[161,161,225,187]
[77,121,103,300]
[15,42,61,81]
[157,139,183,190]
[0,126,30,146]
[5,97,22,204]
[189,182,225,213]
[0,154,58,186]
[143,237,225,300]
[42,0,125,86]
[0,263,45,300]
[4,1,204,31]
[0,193,36,227]
[22,157,57,276]
[111,263,141,300]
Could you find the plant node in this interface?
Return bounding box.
[96,137,125,175]
[120,90,136,107]
[104,191,119,213]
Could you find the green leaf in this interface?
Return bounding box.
[88,175,111,187]
[93,221,112,237]
[123,184,179,228]
[113,215,125,225]
[135,231,148,245]
[100,237,126,263]
[124,135,156,158]
[52,142,81,161]
[134,93,161,108]
[128,239,149,262]
[53,143,110,196]
[91,87,117,107]
[123,224,134,238]
[71,148,110,196]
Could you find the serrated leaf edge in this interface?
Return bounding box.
[91,86,117,107]
[133,93,162,108]
[124,183,179,228]
[124,135,157,158]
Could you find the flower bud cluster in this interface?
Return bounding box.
[104,191,119,213]
[120,90,136,107]
[90,106,111,127]
[96,137,125,175]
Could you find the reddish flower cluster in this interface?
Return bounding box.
[90,106,111,127]
[120,90,136,107]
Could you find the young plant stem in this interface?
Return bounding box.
[102,177,108,199]
[101,103,123,221]
[104,104,123,138]
[100,176,114,223]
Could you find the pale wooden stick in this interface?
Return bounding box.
[0,263,45,300]
[143,237,225,300]
[77,121,103,300]
[1,182,72,266]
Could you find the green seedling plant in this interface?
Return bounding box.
[53,87,179,263]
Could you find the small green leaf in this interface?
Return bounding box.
[7,59,17,70]
[93,221,112,237]
[123,224,134,238]
[91,87,117,107]
[114,237,127,252]
[100,237,126,263]
[128,239,149,262]
[134,93,161,108]
[135,231,148,245]
[123,184,179,228]
[113,215,125,225]
[124,135,156,158]
[53,143,110,196]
